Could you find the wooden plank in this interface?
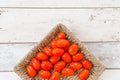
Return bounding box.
[0,43,34,71]
[98,70,120,80]
[1,70,120,80]
[0,72,21,80]
[0,0,120,7]
[0,8,120,42]
[84,42,120,69]
[0,42,120,71]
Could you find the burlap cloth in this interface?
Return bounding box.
[14,23,105,80]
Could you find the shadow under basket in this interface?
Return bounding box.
[14,23,105,80]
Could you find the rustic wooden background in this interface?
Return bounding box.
[0,0,120,80]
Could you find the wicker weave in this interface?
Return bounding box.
[14,24,105,80]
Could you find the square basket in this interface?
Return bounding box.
[14,23,105,80]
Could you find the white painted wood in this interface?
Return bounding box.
[0,42,120,71]
[84,42,120,69]
[0,72,21,80]
[0,0,120,7]
[1,70,120,80]
[0,8,120,42]
[98,70,120,80]
[0,43,34,71]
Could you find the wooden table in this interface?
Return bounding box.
[0,1,120,80]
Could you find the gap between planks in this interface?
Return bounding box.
[1,7,120,9]
[0,41,120,44]
[0,68,120,72]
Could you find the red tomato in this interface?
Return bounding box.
[26,65,36,77]
[49,56,60,64]
[78,69,90,80]
[38,70,51,79]
[56,39,70,48]
[70,62,82,70]
[72,52,84,61]
[31,58,41,70]
[57,32,66,39]
[54,61,66,72]
[41,61,53,71]
[50,71,60,80]
[43,46,53,56]
[82,59,92,70]
[52,48,64,56]
[50,40,57,48]
[68,44,78,55]
[36,52,48,61]
[62,68,74,76]
[64,46,69,51]
[62,52,72,63]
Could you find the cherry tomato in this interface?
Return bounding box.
[56,39,70,48]
[41,61,53,71]
[38,70,51,79]
[57,32,66,39]
[31,58,41,70]
[26,65,36,77]
[64,46,69,51]
[36,52,48,61]
[70,62,82,70]
[43,46,53,56]
[62,52,72,63]
[78,69,90,80]
[62,68,74,76]
[50,40,57,48]
[54,61,66,72]
[50,71,60,80]
[49,56,60,64]
[82,59,92,70]
[52,48,64,56]
[68,44,78,55]
[72,52,84,61]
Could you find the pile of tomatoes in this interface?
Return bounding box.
[26,32,93,80]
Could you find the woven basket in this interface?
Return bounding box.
[14,23,105,80]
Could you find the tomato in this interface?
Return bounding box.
[57,32,66,39]
[70,62,82,70]
[43,46,53,56]
[62,52,72,63]
[49,56,60,64]
[50,71,60,80]
[54,61,66,72]
[52,48,64,56]
[82,59,92,70]
[31,58,41,70]
[68,44,78,55]
[26,65,36,77]
[72,52,84,61]
[41,61,53,71]
[62,68,74,76]
[64,46,69,51]
[50,40,57,48]
[38,70,51,79]
[78,69,90,80]
[36,52,48,61]
[56,39,70,48]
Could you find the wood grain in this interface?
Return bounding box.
[0,42,120,71]
[0,0,120,7]
[1,70,120,80]
[0,8,120,42]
